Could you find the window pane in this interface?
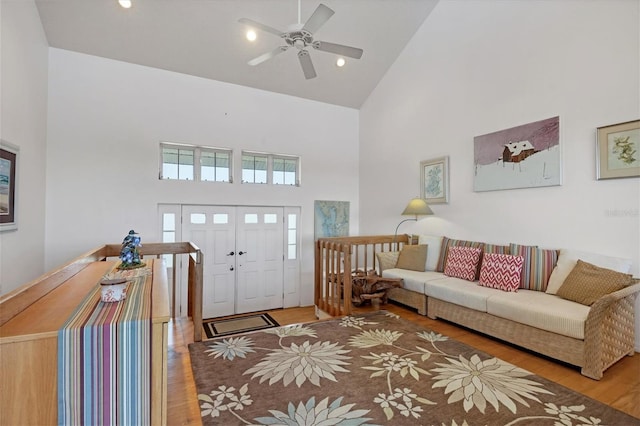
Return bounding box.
[162,163,178,179]
[255,169,267,183]
[178,164,194,180]
[284,171,295,185]
[201,151,231,182]
[201,166,215,181]
[162,148,179,164]
[213,213,228,224]
[264,214,277,224]
[215,152,229,168]
[244,214,258,224]
[284,159,297,172]
[163,231,175,243]
[190,213,206,224]
[288,214,297,228]
[242,154,268,184]
[217,167,230,181]
[164,147,195,181]
[178,149,194,165]
[163,213,175,231]
[273,157,297,185]
[288,245,296,260]
[288,229,296,244]
[201,151,215,167]
[162,253,174,268]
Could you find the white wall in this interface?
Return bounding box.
[0,0,49,295]
[45,49,359,305]
[360,0,640,347]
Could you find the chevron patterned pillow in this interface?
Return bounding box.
[479,253,525,291]
[444,246,482,281]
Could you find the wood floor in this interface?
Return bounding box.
[167,303,640,425]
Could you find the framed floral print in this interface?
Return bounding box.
[420,156,449,204]
[596,119,640,180]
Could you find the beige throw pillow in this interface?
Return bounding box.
[376,251,400,273]
[395,245,428,272]
[556,260,632,306]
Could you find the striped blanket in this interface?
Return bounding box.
[57,265,153,425]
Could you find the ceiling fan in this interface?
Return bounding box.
[238,2,364,79]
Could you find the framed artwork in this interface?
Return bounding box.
[596,119,640,180]
[0,141,18,231]
[473,116,561,192]
[314,200,349,239]
[420,156,449,204]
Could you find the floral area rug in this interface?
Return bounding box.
[188,310,638,425]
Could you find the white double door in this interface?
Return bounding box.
[182,205,285,318]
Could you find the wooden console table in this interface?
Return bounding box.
[0,257,171,425]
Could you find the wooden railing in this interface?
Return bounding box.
[315,235,409,317]
[0,241,205,342]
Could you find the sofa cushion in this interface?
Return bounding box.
[486,290,589,340]
[546,249,633,294]
[556,260,632,306]
[444,246,482,281]
[426,276,496,312]
[395,245,428,272]
[418,235,443,271]
[483,244,510,255]
[382,269,443,293]
[376,251,399,273]
[510,244,558,292]
[436,237,485,273]
[478,253,524,292]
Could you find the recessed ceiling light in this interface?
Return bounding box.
[336,57,346,67]
[118,0,132,8]
[246,30,257,42]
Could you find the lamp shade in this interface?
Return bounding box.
[401,197,434,217]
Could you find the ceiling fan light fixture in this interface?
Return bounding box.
[246,30,257,42]
[239,3,363,80]
[118,0,132,9]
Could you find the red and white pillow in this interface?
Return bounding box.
[444,246,482,281]
[479,253,524,292]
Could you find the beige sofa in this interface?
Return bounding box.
[377,236,640,380]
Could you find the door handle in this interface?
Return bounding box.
[230,266,234,271]
[227,251,235,256]
[238,251,246,255]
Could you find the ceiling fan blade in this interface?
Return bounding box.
[314,41,363,59]
[297,50,317,79]
[238,18,284,37]
[302,3,334,34]
[248,46,288,66]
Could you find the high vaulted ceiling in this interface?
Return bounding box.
[34,0,439,109]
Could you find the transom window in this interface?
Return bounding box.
[201,149,231,182]
[273,156,298,185]
[241,153,268,184]
[242,151,300,186]
[160,143,300,186]
[160,143,232,182]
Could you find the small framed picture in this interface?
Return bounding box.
[596,119,640,180]
[420,156,449,204]
[0,141,19,231]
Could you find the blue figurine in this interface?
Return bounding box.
[119,229,145,269]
